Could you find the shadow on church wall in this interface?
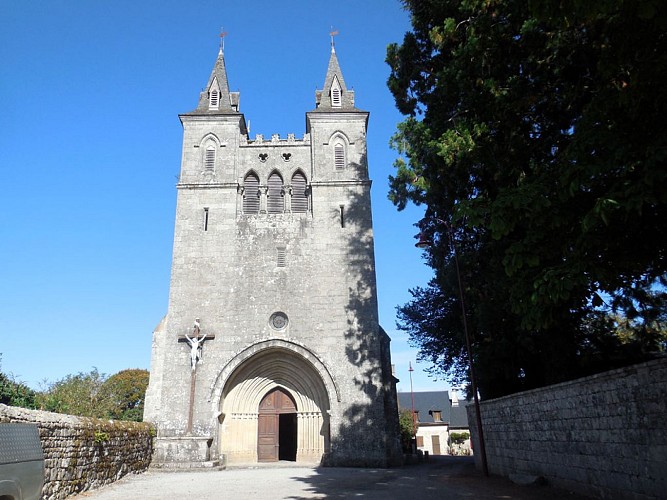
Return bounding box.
[321,154,402,467]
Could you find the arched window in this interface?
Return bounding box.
[210,89,219,108]
[331,76,342,107]
[267,172,284,214]
[334,142,346,170]
[209,78,220,109]
[243,173,260,214]
[291,172,308,214]
[204,145,215,171]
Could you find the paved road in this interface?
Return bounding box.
[74,456,589,499]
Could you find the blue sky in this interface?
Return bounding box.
[0,0,445,395]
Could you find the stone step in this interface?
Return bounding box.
[150,460,225,471]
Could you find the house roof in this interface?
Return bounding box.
[449,403,470,429]
[397,391,451,425]
[397,391,471,428]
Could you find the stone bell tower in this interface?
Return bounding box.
[144,38,402,468]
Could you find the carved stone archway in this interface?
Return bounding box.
[214,343,332,464]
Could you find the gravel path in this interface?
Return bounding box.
[73,456,589,499]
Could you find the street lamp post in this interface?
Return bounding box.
[416,221,489,476]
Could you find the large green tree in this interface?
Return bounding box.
[99,369,149,422]
[387,0,667,398]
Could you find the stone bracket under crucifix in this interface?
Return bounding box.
[177,318,215,433]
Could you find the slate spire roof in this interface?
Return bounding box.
[314,42,358,111]
[193,47,240,114]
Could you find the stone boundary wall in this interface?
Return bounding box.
[467,358,667,499]
[0,404,153,499]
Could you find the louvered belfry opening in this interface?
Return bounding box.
[331,77,342,107]
[210,89,219,108]
[334,143,345,169]
[267,172,284,214]
[291,172,308,213]
[243,173,260,214]
[332,87,341,107]
[205,147,215,170]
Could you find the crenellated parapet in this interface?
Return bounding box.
[240,132,311,146]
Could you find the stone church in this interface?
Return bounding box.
[144,39,402,467]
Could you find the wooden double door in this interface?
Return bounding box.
[257,388,297,462]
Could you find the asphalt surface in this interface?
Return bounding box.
[74,456,590,499]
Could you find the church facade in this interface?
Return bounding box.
[144,41,402,467]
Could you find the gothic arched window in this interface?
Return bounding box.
[209,77,220,110]
[291,172,308,214]
[334,142,346,170]
[267,172,284,214]
[331,76,342,107]
[204,145,215,171]
[243,173,260,214]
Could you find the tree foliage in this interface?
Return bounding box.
[449,432,469,446]
[36,368,149,421]
[0,356,150,421]
[388,0,667,398]
[398,408,418,452]
[0,355,37,409]
[36,368,111,417]
[99,369,149,422]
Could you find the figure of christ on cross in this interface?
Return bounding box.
[179,318,215,371]
[178,318,215,433]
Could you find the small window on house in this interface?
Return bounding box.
[416,436,424,448]
[243,173,260,214]
[291,172,308,214]
[433,411,442,422]
[205,146,215,170]
[331,77,342,107]
[334,143,345,170]
[267,172,284,214]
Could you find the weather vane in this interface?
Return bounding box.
[330,27,339,51]
[219,27,228,51]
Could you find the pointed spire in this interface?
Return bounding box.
[315,33,356,111]
[193,32,240,114]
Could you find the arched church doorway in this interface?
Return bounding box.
[214,342,338,464]
[258,388,297,462]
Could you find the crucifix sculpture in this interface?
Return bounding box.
[178,318,215,433]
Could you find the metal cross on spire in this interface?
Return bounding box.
[219,27,228,52]
[329,27,339,52]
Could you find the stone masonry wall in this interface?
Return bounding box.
[467,358,667,499]
[1,404,153,499]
